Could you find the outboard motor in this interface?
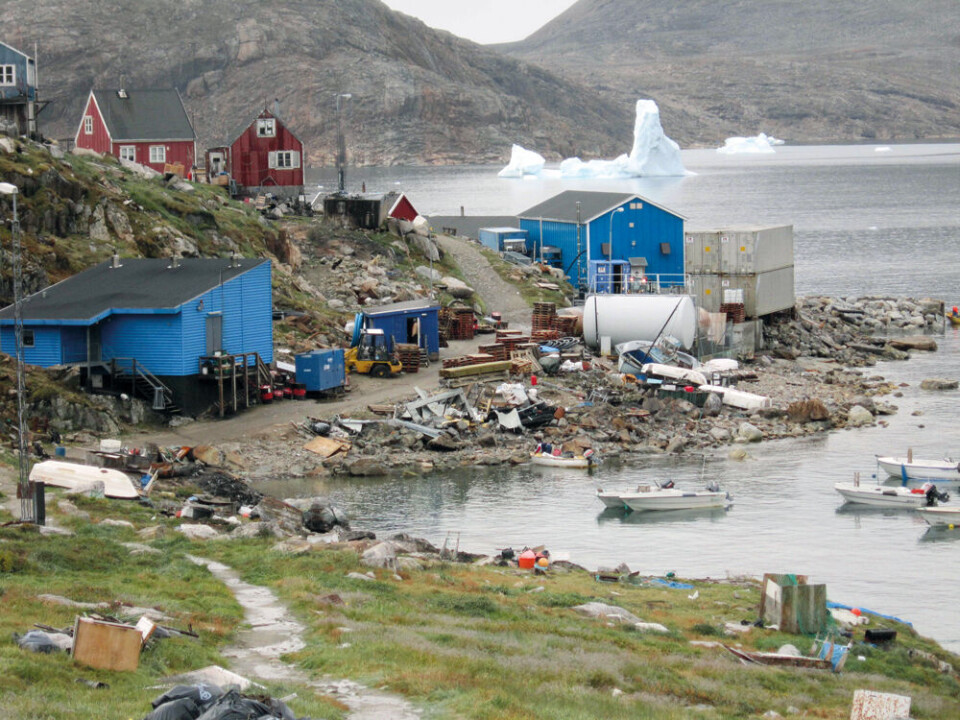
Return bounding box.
[924,483,950,506]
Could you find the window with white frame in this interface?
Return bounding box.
[0,65,15,86]
[149,145,166,163]
[269,150,300,169]
[119,146,136,162]
[256,118,276,137]
[83,116,93,134]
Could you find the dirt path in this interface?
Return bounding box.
[435,234,531,327]
[188,556,420,720]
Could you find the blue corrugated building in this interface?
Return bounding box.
[0,40,38,136]
[0,257,273,414]
[517,190,685,291]
[361,299,440,360]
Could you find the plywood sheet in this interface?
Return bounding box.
[72,617,142,672]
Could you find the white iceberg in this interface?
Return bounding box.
[497,144,546,178]
[498,99,688,179]
[717,133,784,154]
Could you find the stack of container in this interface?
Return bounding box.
[684,225,795,318]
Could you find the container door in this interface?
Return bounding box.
[206,315,223,355]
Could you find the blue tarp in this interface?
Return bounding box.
[826,601,913,627]
[650,578,695,590]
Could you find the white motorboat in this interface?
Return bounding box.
[834,480,946,508]
[916,507,960,527]
[597,484,658,510]
[29,460,141,499]
[621,481,731,512]
[877,455,960,482]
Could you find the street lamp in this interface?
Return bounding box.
[608,206,625,261]
[334,93,352,195]
[1,181,33,523]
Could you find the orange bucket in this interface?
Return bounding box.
[518,550,536,570]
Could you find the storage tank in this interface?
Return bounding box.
[582,294,697,351]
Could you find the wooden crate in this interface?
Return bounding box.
[72,617,143,671]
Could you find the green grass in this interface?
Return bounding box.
[480,247,574,307]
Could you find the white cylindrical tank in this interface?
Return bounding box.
[582,294,697,350]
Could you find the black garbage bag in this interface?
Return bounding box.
[16,630,60,654]
[143,697,202,720]
[151,684,224,712]
[194,690,274,720]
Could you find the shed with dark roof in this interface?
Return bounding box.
[0,257,272,414]
[74,88,196,174]
[517,190,685,291]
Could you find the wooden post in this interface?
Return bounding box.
[131,359,137,397]
[231,355,238,413]
[218,358,224,419]
[243,353,250,408]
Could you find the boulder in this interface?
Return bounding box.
[343,457,387,476]
[191,445,226,466]
[702,392,723,417]
[920,378,958,391]
[709,427,731,443]
[361,542,398,571]
[228,521,285,539]
[439,276,474,299]
[176,524,220,540]
[847,405,874,427]
[255,497,304,535]
[573,602,642,626]
[786,398,830,423]
[889,335,937,351]
[736,422,764,443]
[303,503,349,533]
[415,265,441,282]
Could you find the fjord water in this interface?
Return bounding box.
[298,145,960,649]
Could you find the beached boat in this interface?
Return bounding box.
[29,460,141,499]
[620,481,731,512]
[531,452,594,469]
[916,506,960,527]
[834,480,946,508]
[949,314,960,327]
[877,455,960,482]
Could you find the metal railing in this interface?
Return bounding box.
[108,357,175,411]
[588,272,691,295]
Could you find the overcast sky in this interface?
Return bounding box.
[381,0,579,44]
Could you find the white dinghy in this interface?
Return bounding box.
[877,454,960,482]
[916,506,960,527]
[621,480,731,512]
[834,478,947,508]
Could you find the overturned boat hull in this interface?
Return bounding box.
[29,460,140,499]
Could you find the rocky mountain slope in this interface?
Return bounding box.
[501,0,960,145]
[3,0,628,165]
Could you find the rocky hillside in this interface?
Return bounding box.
[4,0,628,165]
[501,0,960,145]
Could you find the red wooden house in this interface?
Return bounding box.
[206,107,304,197]
[74,88,196,173]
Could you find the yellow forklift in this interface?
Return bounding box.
[344,328,403,378]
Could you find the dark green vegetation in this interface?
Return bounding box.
[2,491,959,719]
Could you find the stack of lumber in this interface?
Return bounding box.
[440,307,476,340]
[531,329,561,342]
[396,344,420,374]
[478,343,508,361]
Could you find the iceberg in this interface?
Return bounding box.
[497,144,546,178]
[497,99,688,179]
[717,133,784,154]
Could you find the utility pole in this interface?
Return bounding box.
[335,93,352,194]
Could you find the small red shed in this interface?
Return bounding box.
[211,107,304,197]
[74,88,196,173]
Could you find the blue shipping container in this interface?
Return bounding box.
[478,227,528,253]
[295,348,345,392]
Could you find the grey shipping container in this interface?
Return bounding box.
[295,348,346,392]
[688,273,723,313]
[719,225,794,275]
[721,266,796,317]
[683,231,721,274]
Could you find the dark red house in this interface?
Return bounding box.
[207,107,304,198]
[74,88,196,173]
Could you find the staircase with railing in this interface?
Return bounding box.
[199,352,272,417]
[109,358,180,413]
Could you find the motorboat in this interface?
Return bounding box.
[531,444,595,469]
[916,506,960,527]
[596,483,657,509]
[616,337,699,376]
[620,480,731,512]
[29,460,141,499]
[877,455,960,482]
[834,480,948,508]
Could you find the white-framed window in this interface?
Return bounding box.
[22,329,35,348]
[149,145,166,163]
[119,145,136,161]
[269,150,300,169]
[83,115,93,134]
[0,65,15,86]
[256,118,276,137]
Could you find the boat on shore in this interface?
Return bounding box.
[877,455,960,482]
[916,506,960,527]
[531,444,595,469]
[29,460,141,499]
[834,480,947,508]
[620,480,731,512]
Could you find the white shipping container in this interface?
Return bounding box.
[683,231,721,274]
[719,225,794,274]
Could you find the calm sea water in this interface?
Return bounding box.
[292,144,960,650]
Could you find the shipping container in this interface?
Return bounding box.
[683,231,721,274]
[295,348,346,392]
[478,227,529,253]
[720,225,794,274]
[688,273,723,313]
[723,266,796,317]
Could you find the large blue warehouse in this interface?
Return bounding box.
[517,190,685,291]
[0,257,273,414]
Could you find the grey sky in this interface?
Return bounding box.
[381,0,578,44]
